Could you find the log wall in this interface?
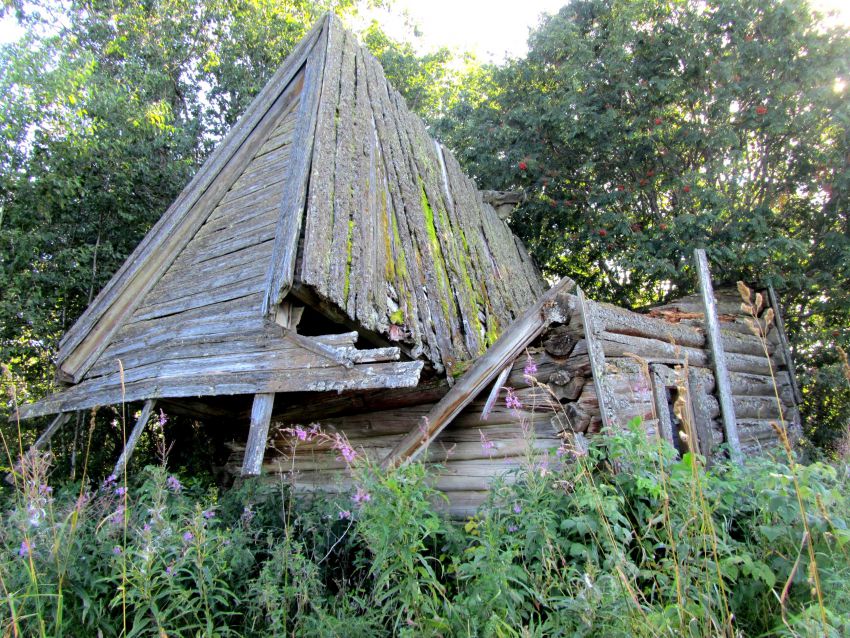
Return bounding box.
[226,286,800,518]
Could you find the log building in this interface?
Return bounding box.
[16,15,801,517]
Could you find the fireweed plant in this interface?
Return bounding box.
[1,365,849,636]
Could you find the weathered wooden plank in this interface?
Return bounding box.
[89,330,364,380]
[362,52,432,358]
[149,241,273,303]
[382,277,575,468]
[766,284,803,405]
[17,360,424,420]
[694,249,742,464]
[56,16,323,382]
[301,10,346,295]
[481,366,511,420]
[262,15,330,315]
[111,292,265,354]
[189,214,278,259]
[133,274,267,322]
[113,399,156,477]
[579,289,616,430]
[599,331,782,375]
[388,89,455,370]
[242,393,276,476]
[32,411,74,451]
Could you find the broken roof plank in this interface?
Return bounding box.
[381,277,575,468]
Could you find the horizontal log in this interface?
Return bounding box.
[731,395,791,420]
[599,331,781,375]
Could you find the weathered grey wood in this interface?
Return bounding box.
[113,399,156,477]
[242,393,276,476]
[598,330,781,374]
[300,10,345,294]
[262,15,330,315]
[280,329,354,368]
[481,366,511,420]
[32,412,73,451]
[56,16,325,382]
[766,284,803,405]
[17,359,424,420]
[326,31,359,310]
[649,364,677,447]
[694,249,742,464]
[382,277,575,468]
[579,289,614,430]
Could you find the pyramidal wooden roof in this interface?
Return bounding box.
[19,13,544,419]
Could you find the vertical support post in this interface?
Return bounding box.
[241,393,276,476]
[694,249,742,464]
[578,287,613,430]
[113,399,156,477]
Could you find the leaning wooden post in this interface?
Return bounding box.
[5,411,74,484]
[113,399,156,477]
[766,284,803,406]
[241,393,276,476]
[32,411,74,451]
[694,249,743,464]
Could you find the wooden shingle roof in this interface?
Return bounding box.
[19,14,543,419]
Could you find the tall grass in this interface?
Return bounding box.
[1,362,849,636]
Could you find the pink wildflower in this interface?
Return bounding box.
[523,359,538,378]
[339,510,351,520]
[112,545,122,555]
[183,531,194,542]
[166,475,182,493]
[18,539,32,557]
[505,388,522,410]
[333,436,357,464]
[352,487,371,505]
[479,430,495,458]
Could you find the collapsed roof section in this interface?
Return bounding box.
[19,14,543,419]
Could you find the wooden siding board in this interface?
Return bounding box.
[301,12,345,296]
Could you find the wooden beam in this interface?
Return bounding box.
[766,284,803,405]
[480,365,511,420]
[32,411,74,451]
[262,14,331,314]
[381,277,576,469]
[241,393,276,476]
[113,399,156,477]
[578,288,614,430]
[16,359,424,420]
[5,411,73,485]
[694,249,742,464]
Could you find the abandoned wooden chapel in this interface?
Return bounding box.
[16,14,802,516]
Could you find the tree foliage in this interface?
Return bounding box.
[436,0,850,449]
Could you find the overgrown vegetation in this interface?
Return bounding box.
[2,413,849,637]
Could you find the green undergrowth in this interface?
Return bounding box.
[2,421,849,637]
